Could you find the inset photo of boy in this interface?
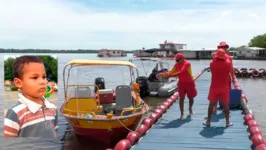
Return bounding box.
[3,55,58,138]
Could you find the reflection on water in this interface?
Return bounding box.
[0,53,265,150]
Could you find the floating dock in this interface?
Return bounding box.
[110,69,266,150]
[132,72,251,150]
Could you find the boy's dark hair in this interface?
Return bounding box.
[13,56,43,79]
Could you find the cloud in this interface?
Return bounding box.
[0,0,266,49]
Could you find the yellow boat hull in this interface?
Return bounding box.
[63,114,143,144]
[60,97,148,144]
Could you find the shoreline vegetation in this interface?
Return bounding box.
[0,48,134,53]
[0,33,265,54]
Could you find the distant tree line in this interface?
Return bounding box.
[1,33,265,53]
[0,48,134,53]
[228,33,266,51]
[248,33,266,48]
[4,56,58,83]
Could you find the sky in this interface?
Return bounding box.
[0,0,266,50]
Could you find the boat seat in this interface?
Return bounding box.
[114,85,134,116]
[66,86,103,116]
[68,86,93,99]
[65,97,102,116]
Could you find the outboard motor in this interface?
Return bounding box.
[136,76,149,97]
[94,77,105,93]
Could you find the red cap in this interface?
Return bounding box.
[173,53,184,60]
[217,41,229,49]
[214,48,226,59]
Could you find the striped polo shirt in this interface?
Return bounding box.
[4,93,58,138]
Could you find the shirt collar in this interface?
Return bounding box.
[18,93,56,113]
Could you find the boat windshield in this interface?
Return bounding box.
[129,58,169,76]
[63,65,138,99]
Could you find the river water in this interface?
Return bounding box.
[0,53,265,150]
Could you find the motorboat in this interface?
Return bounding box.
[129,58,178,97]
[60,60,149,145]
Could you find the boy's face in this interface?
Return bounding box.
[14,62,47,101]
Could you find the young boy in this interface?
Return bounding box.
[4,56,58,138]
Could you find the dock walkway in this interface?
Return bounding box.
[132,72,252,150]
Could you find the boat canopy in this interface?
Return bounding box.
[66,59,136,68]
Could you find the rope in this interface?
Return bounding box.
[114,115,141,138]
[143,101,149,115]
[113,101,148,138]
[193,67,208,81]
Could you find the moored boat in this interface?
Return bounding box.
[97,49,127,57]
[60,60,149,145]
[129,58,178,97]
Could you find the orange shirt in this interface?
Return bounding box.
[166,60,194,83]
[210,58,233,91]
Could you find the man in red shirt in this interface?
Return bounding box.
[204,49,234,127]
[212,41,234,113]
[156,53,197,120]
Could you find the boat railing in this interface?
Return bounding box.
[120,105,144,116]
[65,84,104,116]
[62,108,98,118]
[63,97,103,116]
[64,83,146,117]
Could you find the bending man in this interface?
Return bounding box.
[156,53,197,120]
